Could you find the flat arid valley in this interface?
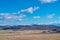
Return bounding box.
[0,0,60,40]
[0,30,60,40]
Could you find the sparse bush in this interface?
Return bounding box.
[41,31,47,33]
[52,28,57,31]
[56,30,60,33]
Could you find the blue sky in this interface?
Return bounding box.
[0,0,60,25]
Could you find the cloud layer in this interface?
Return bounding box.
[0,13,26,21]
[39,0,57,3]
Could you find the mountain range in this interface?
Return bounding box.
[0,24,60,30]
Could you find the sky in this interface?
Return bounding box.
[0,0,60,25]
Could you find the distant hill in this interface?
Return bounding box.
[0,25,60,30]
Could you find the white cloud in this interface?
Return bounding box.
[47,14,56,19]
[0,13,10,16]
[39,0,57,3]
[14,15,26,21]
[38,20,60,25]
[54,21,58,24]
[20,6,39,14]
[46,21,58,25]
[58,21,60,23]
[58,17,60,19]
[17,11,21,14]
[33,16,40,19]
[38,22,49,25]
[0,13,26,21]
[38,23,44,25]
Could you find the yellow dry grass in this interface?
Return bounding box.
[0,30,60,40]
